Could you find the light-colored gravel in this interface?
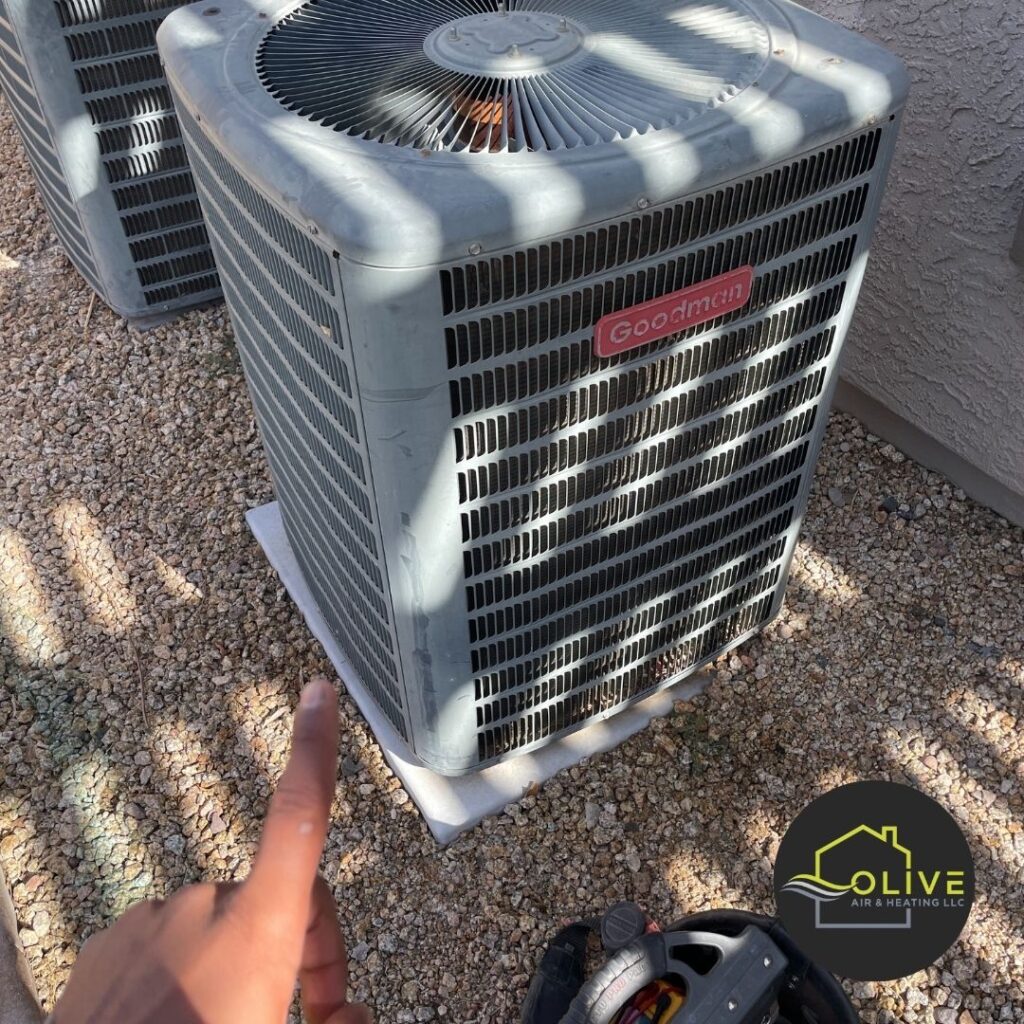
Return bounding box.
[1,96,1023,1024]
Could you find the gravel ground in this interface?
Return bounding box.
[1,97,1023,1024]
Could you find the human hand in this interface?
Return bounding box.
[50,677,371,1024]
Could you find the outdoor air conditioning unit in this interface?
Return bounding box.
[0,0,220,320]
[159,0,908,774]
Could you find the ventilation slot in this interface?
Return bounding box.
[474,520,792,677]
[453,285,844,430]
[462,365,828,547]
[457,326,836,504]
[472,522,789,655]
[464,413,816,579]
[135,247,216,286]
[54,0,184,28]
[478,591,777,760]
[104,143,189,183]
[442,128,880,317]
[142,273,220,305]
[96,115,180,155]
[64,16,163,60]
[73,51,164,94]
[63,27,110,61]
[468,471,800,614]
[112,171,196,210]
[84,85,173,125]
[129,223,213,262]
[445,223,860,373]
[119,199,204,238]
[477,564,782,720]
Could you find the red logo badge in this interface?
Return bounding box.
[594,265,755,358]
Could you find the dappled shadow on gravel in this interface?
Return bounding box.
[1,95,1022,1023]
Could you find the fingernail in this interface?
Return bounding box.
[300,677,331,709]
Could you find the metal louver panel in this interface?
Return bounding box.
[175,103,410,741]
[445,125,889,763]
[0,0,220,318]
[0,0,101,293]
[257,0,770,153]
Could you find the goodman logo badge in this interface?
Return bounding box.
[593,265,754,358]
[774,782,974,980]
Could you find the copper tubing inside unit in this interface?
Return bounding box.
[454,89,513,152]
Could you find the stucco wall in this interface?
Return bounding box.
[802,0,1024,516]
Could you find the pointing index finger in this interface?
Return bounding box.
[242,677,339,937]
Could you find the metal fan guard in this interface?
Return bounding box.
[256,0,771,154]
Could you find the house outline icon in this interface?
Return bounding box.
[814,825,913,930]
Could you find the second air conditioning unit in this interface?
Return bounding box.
[160,0,908,774]
[0,0,220,319]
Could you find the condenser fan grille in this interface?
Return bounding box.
[257,0,770,153]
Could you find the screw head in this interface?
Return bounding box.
[449,26,460,40]
[728,999,739,1012]
[469,242,483,256]
[637,197,650,210]
[763,955,773,967]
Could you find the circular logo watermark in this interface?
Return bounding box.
[774,781,974,980]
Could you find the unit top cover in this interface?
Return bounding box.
[158,0,908,266]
